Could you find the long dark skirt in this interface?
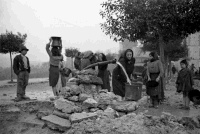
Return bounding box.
[98,70,111,91]
[146,73,163,100]
[49,65,66,87]
[112,68,125,97]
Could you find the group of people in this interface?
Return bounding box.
[74,50,111,91]
[12,41,197,110]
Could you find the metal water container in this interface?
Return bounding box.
[50,36,62,47]
[125,81,142,101]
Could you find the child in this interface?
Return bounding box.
[176,59,194,110]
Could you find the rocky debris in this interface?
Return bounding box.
[6,106,21,113]
[67,96,79,102]
[97,92,122,105]
[79,93,92,102]
[70,112,98,123]
[67,112,200,134]
[83,98,98,109]
[102,106,116,119]
[53,110,70,119]
[42,114,71,132]
[76,75,103,85]
[137,96,148,105]
[54,98,82,114]
[79,84,99,95]
[36,110,51,119]
[69,85,81,95]
[111,101,139,113]
[76,69,98,76]
[89,108,99,112]
[179,116,200,129]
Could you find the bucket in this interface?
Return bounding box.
[50,36,62,47]
[125,82,142,101]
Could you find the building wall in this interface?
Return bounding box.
[186,32,200,69]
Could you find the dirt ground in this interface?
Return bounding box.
[0,78,200,134]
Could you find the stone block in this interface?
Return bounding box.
[70,112,98,123]
[54,98,82,114]
[79,93,92,102]
[42,114,71,131]
[83,98,98,108]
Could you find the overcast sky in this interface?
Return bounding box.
[0,0,119,66]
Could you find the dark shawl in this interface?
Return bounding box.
[176,68,194,94]
[112,49,135,97]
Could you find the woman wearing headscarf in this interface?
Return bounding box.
[80,51,94,70]
[112,49,135,97]
[146,51,164,108]
[97,53,111,91]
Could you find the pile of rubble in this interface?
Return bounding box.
[38,69,143,132]
[66,112,200,134]
[35,69,200,133]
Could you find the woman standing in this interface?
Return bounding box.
[112,49,135,97]
[46,39,66,96]
[146,51,164,108]
[97,53,111,91]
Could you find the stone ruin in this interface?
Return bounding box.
[36,69,200,133]
[38,69,144,132]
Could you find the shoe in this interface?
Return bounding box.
[22,95,30,100]
[14,97,23,102]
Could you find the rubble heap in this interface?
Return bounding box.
[39,69,141,132]
[37,69,200,133]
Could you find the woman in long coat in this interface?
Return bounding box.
[146,51,164,108]
[97,53,111,91]
[112,49,135,97]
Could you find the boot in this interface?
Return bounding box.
[14,97,23,102]
[22,95,30,100]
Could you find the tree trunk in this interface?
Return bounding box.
[71,57,74,69]
[169,60,172,80]
[10,52,13,82]
[159,35,165,100]
[165,55,170,84]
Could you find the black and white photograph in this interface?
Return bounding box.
[0,0,200,133]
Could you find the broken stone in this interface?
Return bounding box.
[111,101,139,112]
[6,106,21,113]
[36,110,50,119]
[42,114,71,131]
[137,96,148,106]
[52,110,70,119]
[79,84,98,95]
[103,106,116,119]
[70,85,82,95]
[76,75,103,85]
[115,111,126,117]
[83,98,98,108]
[89,108,99,112]
[54,98,82,114]
[97,104,108,110]
[79,94,92,102]
[79,93,92,102]
[76,69,98,76]
[70,112,98,123]
[68,96,79,102]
